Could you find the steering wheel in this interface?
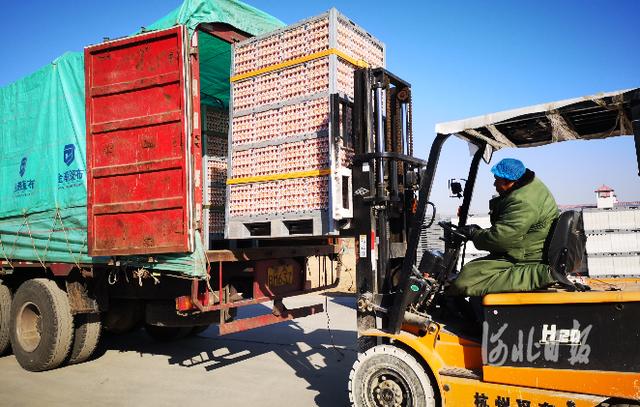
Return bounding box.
[438,221,469,242]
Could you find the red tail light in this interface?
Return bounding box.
[176,291,215,311]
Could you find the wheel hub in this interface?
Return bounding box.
[17,302,42,353]
[373,374,405,406]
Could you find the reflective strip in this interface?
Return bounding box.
[230,48,369,82]
[226,168,331,185]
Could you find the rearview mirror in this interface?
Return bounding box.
[448,179,465,198]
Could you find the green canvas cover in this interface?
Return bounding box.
[0,0,283,277]
[199,32,234,105]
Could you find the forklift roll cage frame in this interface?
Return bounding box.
[352,72,640,337]
[349,70,640,404]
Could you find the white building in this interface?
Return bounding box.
[594,185,617,209]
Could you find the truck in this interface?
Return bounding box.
[0,1,355,372]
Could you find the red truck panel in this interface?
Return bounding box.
[85,27,194,256]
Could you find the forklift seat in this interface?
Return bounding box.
[545,210,587,290]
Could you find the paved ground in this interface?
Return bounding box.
[0,294,357,407]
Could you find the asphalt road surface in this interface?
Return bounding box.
[0,294,357,407]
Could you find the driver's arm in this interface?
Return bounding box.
[472,199,537,253]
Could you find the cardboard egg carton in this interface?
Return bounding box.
[231,137,330,178]
[229,176,330,218]
[203,104,229,238]
[230,99,329,147]
[227,9,384,238]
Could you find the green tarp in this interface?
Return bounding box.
[199,32,234,106]
[0,0,284,277]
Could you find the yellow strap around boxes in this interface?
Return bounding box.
[230,48,369,82]
[227,168,331,185]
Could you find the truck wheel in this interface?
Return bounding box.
[103,300,144,334]
[10,279,73,371]
[68,313,101,365]
[349,344,436,407]
[190,325,210,336]
[144,324,191,342]
[0,281,12,356]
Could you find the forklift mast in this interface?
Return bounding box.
[351,68,429,336]
[350,68,493,337]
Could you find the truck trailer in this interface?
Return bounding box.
[0,1,375,371]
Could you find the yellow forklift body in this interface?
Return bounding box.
[362,328,608,406]
[362,280,640,406]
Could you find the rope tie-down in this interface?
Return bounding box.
[0,207,91,275]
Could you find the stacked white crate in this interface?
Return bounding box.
[227,9,385,238]
[583,207,640,277]
[203,105,229,237]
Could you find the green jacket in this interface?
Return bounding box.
[472,170,559,263]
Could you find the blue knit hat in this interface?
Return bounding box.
[491,158,526,181]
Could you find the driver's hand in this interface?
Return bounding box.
[457,224,481,240]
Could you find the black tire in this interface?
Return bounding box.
[102,300,144,334]
[68,313,101,365]
[349,344,436,407]
[144,324,191,342]
[0,281,12,356]
[190,325,210,336]
[9,279,73,372]
[357,336,377,353]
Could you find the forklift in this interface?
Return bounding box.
[347,69,640,407]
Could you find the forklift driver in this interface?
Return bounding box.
[449,158,560,296]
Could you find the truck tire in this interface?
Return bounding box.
[190,325,210,336]
[0,281,12,356]
[103,299,144,334]
[68,313,101,365]
[349,344,436,407]
[144,324,191,342]
[10,279,73,371]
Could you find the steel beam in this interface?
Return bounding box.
[218,303,324,335]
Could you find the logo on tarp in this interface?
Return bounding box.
[64,144,75,166]
[58,145,83,189]
[15,157,35,195]
[19,157,27,177]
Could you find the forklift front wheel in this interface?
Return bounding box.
[349,344,436,407]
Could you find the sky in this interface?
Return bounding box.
[1,0,639,215]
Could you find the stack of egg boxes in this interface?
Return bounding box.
[203,104,229,237]
[226,9,385,239]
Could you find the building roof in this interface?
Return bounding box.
[595,184,614,193]
[559,201,640,210]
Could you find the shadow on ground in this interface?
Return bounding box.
[97,294,357,407]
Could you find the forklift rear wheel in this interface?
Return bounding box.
[349,344,435,407]
[0,281,12,355]
[9,279,73,371]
